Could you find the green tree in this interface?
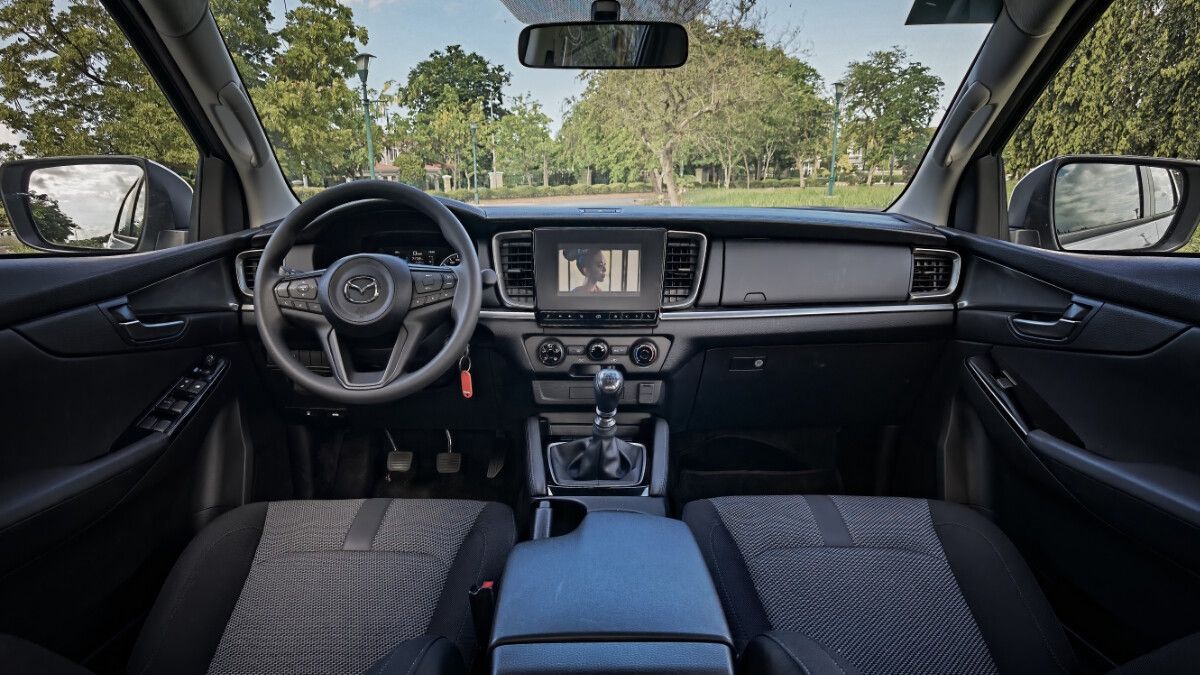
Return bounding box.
[0,0,197,175]
[841,47,942,185]
[402,46,510,121]
[211,0,278,83]
[254,0,371,185]
[1004,0,1200,177]
[493,94,553,186]
[26,191,79,242]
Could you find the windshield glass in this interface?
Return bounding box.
[222,0,990,210]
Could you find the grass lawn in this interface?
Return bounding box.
[682,184,906,210]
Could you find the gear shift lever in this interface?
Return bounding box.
[593,368,623,438]
[547,368,645,484]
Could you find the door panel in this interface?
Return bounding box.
[947,232,1200,662]
[0,240,248,662]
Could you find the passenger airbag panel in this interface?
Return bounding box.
[721,240,911,305]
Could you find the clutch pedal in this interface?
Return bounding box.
[436,429,462,474]
[384,430,412,475]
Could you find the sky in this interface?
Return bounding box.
[318,0,993,132]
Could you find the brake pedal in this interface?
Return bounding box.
[436,429,461,474]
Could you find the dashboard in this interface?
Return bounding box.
[240,201,962,415]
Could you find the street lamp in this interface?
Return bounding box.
[355,52,377,180]
[827,80,845,197]
[469,122,481,204]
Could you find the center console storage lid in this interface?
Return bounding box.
[490,511,732,648]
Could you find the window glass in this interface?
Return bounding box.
[1004,0,1200,254]
[0,0,197,255]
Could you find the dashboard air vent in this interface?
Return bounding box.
[662,232,706,308]
[495,232,536,308]
[236,251,263,297]
[910,249,960,297]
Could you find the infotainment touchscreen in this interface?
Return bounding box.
[557,245,641,296]
[532,228,665,314]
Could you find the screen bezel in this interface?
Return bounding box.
[533,228,665,311]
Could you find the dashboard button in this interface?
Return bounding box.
[610,345,629,356]
[586,339,609,361]
[630,340,658,367]
[537,339,565,366]
[567,345,585,355]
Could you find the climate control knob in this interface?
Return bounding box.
[536,339,565,366]
[630,340,658,367]
[586,339,610,361]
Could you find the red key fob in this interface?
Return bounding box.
[460,369,473,399]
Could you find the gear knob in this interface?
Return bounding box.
[594,368,624,417]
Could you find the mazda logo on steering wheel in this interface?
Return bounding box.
[343,275,380,304]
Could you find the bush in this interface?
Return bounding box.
[293,186,324,202]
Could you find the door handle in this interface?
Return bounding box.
[1010,301,1092,342]
[101,298,186,343]
[117,318,186,342]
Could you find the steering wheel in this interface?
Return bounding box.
[253,181,481,405]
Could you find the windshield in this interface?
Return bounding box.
[223,0,989,210]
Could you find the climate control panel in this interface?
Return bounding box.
[525,335,671,373]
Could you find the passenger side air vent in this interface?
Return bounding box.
[910,249,961,298]
[662,232,706,309]
[235,250,263,298]
[494,231,536,308]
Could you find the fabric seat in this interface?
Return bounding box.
[128,498,515,675]
[682,495,1081,675]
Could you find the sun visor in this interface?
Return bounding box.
[499,0,709,23]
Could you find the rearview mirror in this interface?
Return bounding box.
[1009,156,1199,252]
[0,156,193,253]
[518,21,688,69]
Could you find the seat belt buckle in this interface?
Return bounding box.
[469,580,496,649]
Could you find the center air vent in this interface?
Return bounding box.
[662,232,706,308]
[235,250,263,298]
[494,231,536,308]
[910,249,960,298]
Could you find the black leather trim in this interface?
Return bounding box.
[426,502,516,667]
[342,498,391,551]
[930,500,1080,675]
[0,634,94,675]
[804,495,851,547]
[127,502,267,675]
[681,499,772,654]
[739,630,863,675]
[364,635,465,675]
[525,417,547,497]
[1109,632,1200,675]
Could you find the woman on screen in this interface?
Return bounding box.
[568,248,607,293]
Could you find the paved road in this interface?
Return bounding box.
[477,192,662,208]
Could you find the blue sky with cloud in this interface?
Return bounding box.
[324,0,991,131]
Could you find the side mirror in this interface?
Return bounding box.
[1009,155,1199,253]
[518,21,688,69]
[0,156,192,253]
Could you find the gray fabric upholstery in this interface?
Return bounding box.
[708,495,999,675]
[206,499,487,675]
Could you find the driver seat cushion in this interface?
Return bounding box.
[128,499,514,675]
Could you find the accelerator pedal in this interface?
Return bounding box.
[436,429,462,474]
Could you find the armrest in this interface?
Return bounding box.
[491,511,732,647]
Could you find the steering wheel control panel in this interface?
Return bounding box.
[524,335,671,374]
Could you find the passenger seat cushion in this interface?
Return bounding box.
[738,631,862,675]
[364,635,465,675]
[684,495,1080,674]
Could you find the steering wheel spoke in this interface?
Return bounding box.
[314,318,425,391]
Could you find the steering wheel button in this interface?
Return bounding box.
[274,283,290,298]
[289,279,317,299]
[441,273,456,289]
[306,301,322,313]
[418,272,442,292]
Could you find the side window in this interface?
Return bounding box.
[1003,0,1199,255]
[0,0,197,256]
